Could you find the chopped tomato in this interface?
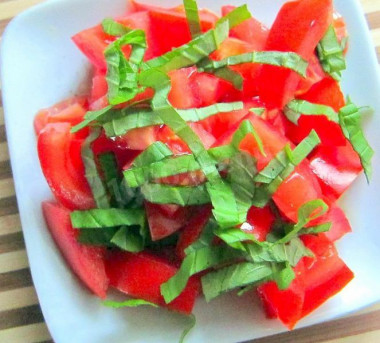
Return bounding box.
[34,97,87,135]
[176,205,212,260]
[307,203,352,242]
[286,78,346,146]
[244,205,275,242]
[309,142,362,201]
[300,234,354,318]
[42,201,108,298]
[89,71,108,105]
[38,123,95,210]
[145,202,192,241]
[258,0,333,108]
[106,251,200,314]
[131,1,218,55]
[72,11,156,72]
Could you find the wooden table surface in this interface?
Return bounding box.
[0,0,379,342]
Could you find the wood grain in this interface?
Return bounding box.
[0,0,379,342]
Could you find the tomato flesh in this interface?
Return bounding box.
[42,201,108,298]
[106,251,200,314]
[38,123,95,210]
[258,0,333,108]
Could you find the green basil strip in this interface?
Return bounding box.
[102,18,130,37]
[271,262,295,290]
[105,29,147,105]
[284,99,339,125]
[82,128,110,208]
[103,102,244,137]
[110,225,145,252]
[124,119,263,188]
[217,4,252,28]
[317,25,346,81]
[276,199,329,244]
[179,314,196,343]
[71,208,145,228]
[299,222,332,235]
[161,245,245,304]
[139,69,241,227]
[197,4,252,91]
[141,183,210,206]
[228,152,257,221]
[198,51,308,77]
[133,142,173,167]
[201,262,273,302]
[141,20,229,72]
[71,105,114,133]
[103,299,158,308]
[184,0,202,38]
[252,130,321,207]
[98,152,123,208]
[338,99,374,182]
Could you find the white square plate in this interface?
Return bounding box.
[1,0,380,342]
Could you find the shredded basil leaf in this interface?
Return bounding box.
[201,262,273,302]
[71,208,145,228]
[179,314,196,343]
[276,199,329,244]
[105,29,147,105]
[184,0,202,38]
[103,102,244,137]
[253,130,321,207]
[317,25,346,81]
[284,99,338,125]
[338,99,374,182]
[161,245,244,304]
[141,20,229,73]
[102,18,130,37]
[198,51,308,77]
[103,298,158,308]
[82,128,110,208]
[141,183,210,206]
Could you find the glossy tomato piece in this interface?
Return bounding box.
[307,203,352,242]
[300,234,354,318]
[257,261,305,329]
[42,201,108,298]
[238,114,322,222]
[286,78,346,146]
[244,205,275,242]
[295,53,326,96]
[106,251,200,314]
[176,205,212,260]
[34,97,87,135]
[258,0,333,108]
[89,70,108,105]
[211,37,262,97]
[72,11,156,72]
[38,123,95,210]
[145,202,192,241]
[309,142,362,201]
[133,1,218,55]
[221,5,268,49]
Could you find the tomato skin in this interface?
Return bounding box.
[34,97,88,136]
[221,5,268,49]
[106,250,200,314]
[259,234,353,328]
[72,11,156,72]
[257,261,305,329]
[176,205,212,260]
[286,78,346,147]
[38,123,95,210]
[42,201,108,298]
[309,142,362,201]
[244,206,275,242]
[145,202,192,241]
[307,203,352,242]
[300,235,354,318]
[258,0,333,109]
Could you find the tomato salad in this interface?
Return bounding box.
[36,0,374,335]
